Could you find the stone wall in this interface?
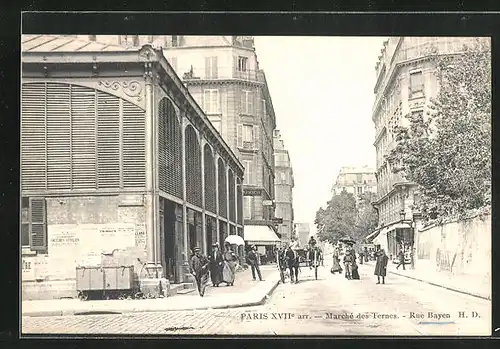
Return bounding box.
[416,213,491,278]
[22,195,148,295]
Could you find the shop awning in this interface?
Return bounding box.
[365,230,381,242]
[244,225,281,246]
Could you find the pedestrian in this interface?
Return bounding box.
[364,247,369,262]
[246,245,263,281]
[222,242,237,286]
[208,242,224,287]
[190,247,210,297]
[330,246,343,274]
[359,249,364,265]
[396,249,406,270]
[374,248,389,284]
[343,245,353,279]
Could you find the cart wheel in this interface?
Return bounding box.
[78,292,88,301]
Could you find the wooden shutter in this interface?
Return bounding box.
[205,57,211,78]
[29,197,46,251]
[21,83,46,191]
[71,85,97,189]
[158,98,167,192]
[203,90,210,113]
[46,83,71,190]
[122,100,146,188]
[241,91,246,114]
[96,91,120,189]
[237,124,243,147]
[212,56,218,79]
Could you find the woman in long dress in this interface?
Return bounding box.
[331,246,343,274]
[374,248,389,284]
[222,242,237,286]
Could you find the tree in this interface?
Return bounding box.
[387,38,491,223]
[353,192,379,241]
[314,191,378,244]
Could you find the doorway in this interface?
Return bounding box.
[163,199,178,283]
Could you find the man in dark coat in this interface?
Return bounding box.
[396,249,406,270]
[190,246,210,296]
[374,248,389,284]
[208,242,224,287]
[246,245,263,281]
[343,245,354,279]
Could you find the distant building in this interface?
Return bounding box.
[368,37,485,260]
[273,130,294,243]
[294,222,310,248]
[331,166,377,207]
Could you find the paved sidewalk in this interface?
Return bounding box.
[22,265,280,317]
[362,260,491,300]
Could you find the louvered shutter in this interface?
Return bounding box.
[158,98,167,192]
[29,198,46,251]
[46,83,71,190]
[241,91,246,114]
[71,85,97,189]
[205,57,211,78]
[203,90,210,113]
[249,91,254,115]
[248,161,254,185]
[96,91,120,189]
[237,124,243,147]
[21,83,46,191]
[213,90,220,114]
[212,56,218,79]
[122,100,146,188]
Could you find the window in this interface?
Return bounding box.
[172,36,178,47]
[237,56,248,71]
[243,160,254,185]
[21,197,47,252]
[147,35,154,43]
[409,70,424,97]
[205,56,218,79]
[243,196,253,219]
[241,90,254,115]
[203,89,220,114]
[356,174,362,183]
[237,124,254,148]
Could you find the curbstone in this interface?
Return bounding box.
[22,275,282,317]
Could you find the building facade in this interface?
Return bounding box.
[369,37,482,260]
[273,130,295,243]
[21,35,244,299]
[294,222,310,248]
[331,166,377,206]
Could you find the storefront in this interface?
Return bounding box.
[244,224,281,264]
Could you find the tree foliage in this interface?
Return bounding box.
[387,38,491,223]
[314,191,379,244]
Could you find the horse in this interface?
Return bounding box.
[285,247,300,284]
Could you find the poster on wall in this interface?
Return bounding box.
[135,223,146,249]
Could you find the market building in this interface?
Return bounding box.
[367,37,482,261]
[21,35,244,300]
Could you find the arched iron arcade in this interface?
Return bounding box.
[158,97,182,199]
[185,125,202,207]
[204,144,217,214]
[218,158,227,218]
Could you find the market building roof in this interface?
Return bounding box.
[21,35,136,53]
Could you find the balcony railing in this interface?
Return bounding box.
[181,66,262,83]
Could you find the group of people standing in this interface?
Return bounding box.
[189,242,238,297]
[330,243,389,284]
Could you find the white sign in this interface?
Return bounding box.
[262,200,273,206]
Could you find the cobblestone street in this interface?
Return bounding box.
[22,261,491,336]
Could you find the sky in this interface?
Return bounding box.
[254,36,386,234]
